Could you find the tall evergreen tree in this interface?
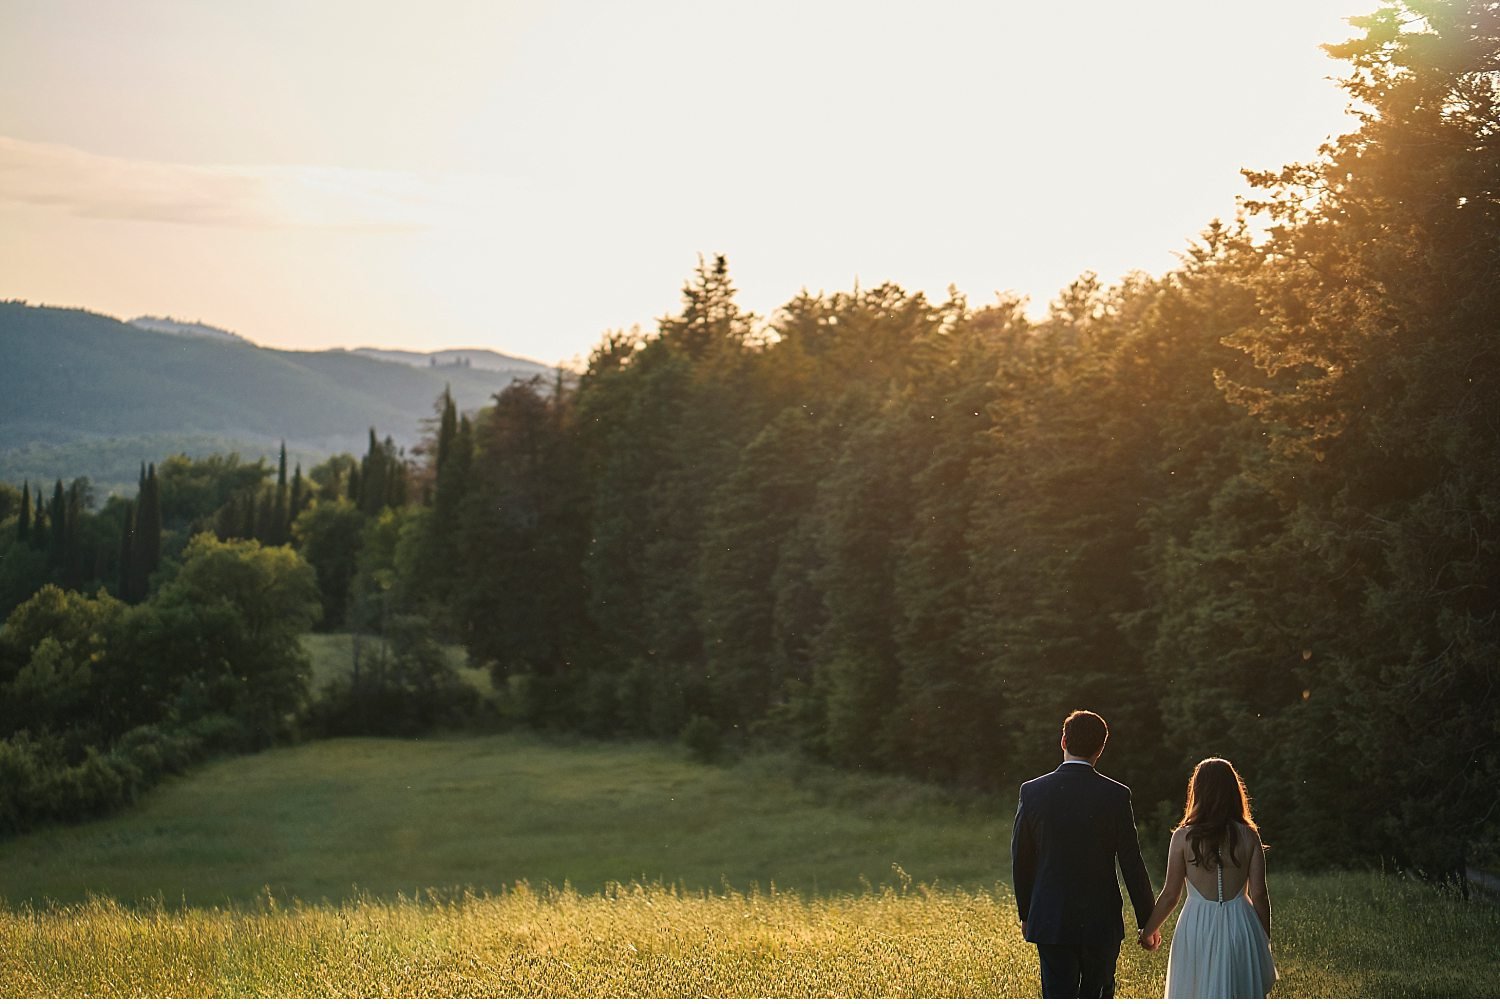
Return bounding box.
[16,479,30,543]
[436,386,457,475]
[289,463,307,526]
[62,479,84,589]
[1223,0,1500,877]
[270,442,290,546]
[118,501,136,601]
[129,463,163,602]
[47,479,67,572]
[29,489,48,553]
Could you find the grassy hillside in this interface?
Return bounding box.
[0,735,1005,906]
[0,302,547,495]
[0,735,1494,997]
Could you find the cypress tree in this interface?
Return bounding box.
[31,490,49,554]
[118,501,135,600]
[437,386,457,473]
[130,463,163,599]
[434,413,473,535]
[17,479,30,542]
[358,429,384,514]
[268,442,289,545]
[384,436,406,508]
[47,479,66,571]
[290,463,306,526]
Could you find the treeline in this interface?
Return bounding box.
[388,2,1493,878]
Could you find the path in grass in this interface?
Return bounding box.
[0,734,1007,907]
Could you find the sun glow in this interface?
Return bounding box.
[0,0,1365,362]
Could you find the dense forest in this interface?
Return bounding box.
[1,1,1495,881]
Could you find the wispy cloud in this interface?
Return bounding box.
[0,136,481,231]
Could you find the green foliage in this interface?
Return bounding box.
[0,483,19,523]
[0,529,324,836]
[291,498,366,629]
[152,534,320,737]
[0,585,124,743]
[305,615,481,736]
[456,379,590,681]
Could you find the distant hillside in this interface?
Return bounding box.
[350,346,551,376]
[0,302,547,497]
[128,316,249,343]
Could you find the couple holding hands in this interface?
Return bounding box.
[1011,710,1277,998]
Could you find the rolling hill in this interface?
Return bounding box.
[0,301,553,496]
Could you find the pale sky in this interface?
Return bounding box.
[0,0,1367,367]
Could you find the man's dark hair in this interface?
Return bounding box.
[1062,709,1109,760]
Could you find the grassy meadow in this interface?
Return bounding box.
[0,735,1004,905]
[1,734,1497,997]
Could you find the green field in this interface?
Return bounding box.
[2,735,1497,997]
[0,735,1004,906]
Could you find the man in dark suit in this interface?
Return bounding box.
[1011,709,1158,997]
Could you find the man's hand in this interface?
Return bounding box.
[1137,928,1162,952]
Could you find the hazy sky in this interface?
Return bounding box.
[0,1,1368,366]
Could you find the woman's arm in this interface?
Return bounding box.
[1139,827,1187,944]
[1247,832,1271,940]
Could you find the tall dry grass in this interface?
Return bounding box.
[4,872,1496,997]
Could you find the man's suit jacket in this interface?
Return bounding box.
[1010,761,1155,946]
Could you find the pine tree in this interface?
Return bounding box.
[437,385,457,474]
[17,479,30,542]
[1223,0,1500,876]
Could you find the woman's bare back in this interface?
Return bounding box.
[1182,821,1255,901]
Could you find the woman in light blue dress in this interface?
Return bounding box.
[1138,758,1277,998]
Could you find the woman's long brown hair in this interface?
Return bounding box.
[1178,757,1259,868]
